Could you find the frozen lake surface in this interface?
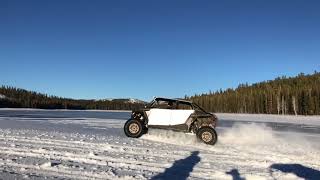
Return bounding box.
[0,109,319,179]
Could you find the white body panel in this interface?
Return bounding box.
[170,110,194,125]
[147,109,171,126]
[147,109,194,126]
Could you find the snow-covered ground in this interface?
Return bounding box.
[0,109,319,179]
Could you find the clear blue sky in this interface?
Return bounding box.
[1,0,319,101]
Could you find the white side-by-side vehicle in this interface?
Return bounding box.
[124,97,218,145]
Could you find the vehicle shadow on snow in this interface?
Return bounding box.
[225,169,246,180]
[269,163,320,180]
[151,151,201,180]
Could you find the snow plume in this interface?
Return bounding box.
[219,123,320,151]
[142,124,277,147]
[141,129,199,146]
[219,123,276,145]
[142,123,319,152]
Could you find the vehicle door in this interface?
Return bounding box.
[170,102,195,125]
[147,100,173,126]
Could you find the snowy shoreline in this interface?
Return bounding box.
[1,108,319,125]
[1,108,320,117]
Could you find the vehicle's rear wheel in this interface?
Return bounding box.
[124,119,144,138]
[197,127,218,145]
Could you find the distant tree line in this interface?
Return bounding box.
[2,72,319,114]
[0,86,144,110]
[188,72,320,115]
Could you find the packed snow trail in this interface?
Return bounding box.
[0,109,319,179]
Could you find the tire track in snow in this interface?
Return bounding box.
[0,132,218,179]
[0,135,274,170]
[0,161,120,180]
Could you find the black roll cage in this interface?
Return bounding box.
[146,97,208,114]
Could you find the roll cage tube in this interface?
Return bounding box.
[192,103,209,114]
[147,97,208,114]
[146,99,156,108]
[146,98,177,109]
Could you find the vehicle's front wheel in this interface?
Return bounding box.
[124,119,144,138]
[197,127,218,145]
